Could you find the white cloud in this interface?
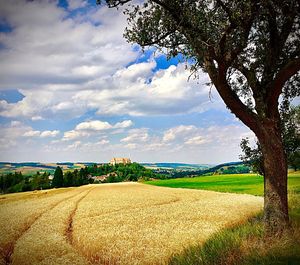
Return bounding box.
[63,119,133,141]
[40,130,60,138]
[75,120,112,131]
[23,130,41,137]
[23,129,60,138]
[75,119,133,131]
[163,125,197,142]
[114,120,134,129]
[185,136,208,145]
[31,116,44,121]
[0,0,139,120]
[10,120,22,127]
[120,128,150,143]
[66,141,82,150]
[96,139,110,145]
[63,130,90,141]
[68,0,88,11]
[116,124,254,163]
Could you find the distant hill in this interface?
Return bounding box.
[141,163,212,170]
[0,162,96,175]
[0,161,250,177]
[170,161,251,178]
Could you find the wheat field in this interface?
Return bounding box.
[0,183,263,265]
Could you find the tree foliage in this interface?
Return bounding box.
[52,166,64,188]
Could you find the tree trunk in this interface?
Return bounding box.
[258,120,289,235]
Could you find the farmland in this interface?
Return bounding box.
[0,183,262,265]
[145,172,300,196]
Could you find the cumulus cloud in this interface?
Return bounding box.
[63,119,133,141]
[75,120,112,131]
[23,130,41,137]
[185,136,208,145]
[75,119,133,131]
[120,128,150,143]
[40,130,60,138]
[163,125,197,142]
[0,0,221,121]
[68,62,221,117]
[68,0,88,11]
[23,130,60,138]
[62,130,90,141]
[0,0,140,120]
[0,121,59,156]
[119,124,254,154]
[114,120,134,129]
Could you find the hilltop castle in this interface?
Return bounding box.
[109,157,131,166]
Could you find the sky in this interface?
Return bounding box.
[0,0,255,164]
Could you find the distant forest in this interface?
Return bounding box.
[0,163,157,194]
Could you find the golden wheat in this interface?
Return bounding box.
[0,187,82,265]
[0,183,263,265]
[72,183,263,265]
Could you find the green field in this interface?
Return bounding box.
[146,172,300,196]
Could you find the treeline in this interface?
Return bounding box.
[0,163,160,194]
[0,166,93,194]
[51,166,92,188]
[0,171,51,193]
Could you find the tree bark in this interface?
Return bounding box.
[257,119,289,234]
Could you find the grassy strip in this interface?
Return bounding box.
[146,172,300,196]
[165,173,300,265]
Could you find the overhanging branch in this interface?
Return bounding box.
[267,58,300,110]
[205,58,259,132]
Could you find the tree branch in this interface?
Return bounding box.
[267,58,300,111]
[222,1,258,65]
[205,58,259,132]
[215,0,234,24]
[99,0,131,8]
[232,63,260,96]
[139,30,175,47]
[151,0,174,14]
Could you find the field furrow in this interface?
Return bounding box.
[0,187,83,265]
[65,188,95,245]
[9,187,93,265]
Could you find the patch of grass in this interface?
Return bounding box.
[146,172,300,196]
[169,214,264,265]
[168,173,300,265]
[170,209,300,265]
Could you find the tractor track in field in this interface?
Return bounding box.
[2,188,90,265]
[65,188,95,246]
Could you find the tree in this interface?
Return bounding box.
[52,166,64,188]
[64,171,74,187]
[241,105,300,174]
[98,0,300,234]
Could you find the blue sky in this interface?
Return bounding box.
[0,0,254,163]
